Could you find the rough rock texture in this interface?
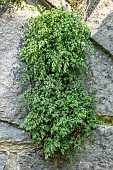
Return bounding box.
[0,125,113,170]
[0,122,30,141]
[44,0,71,10]
[18,150,55,170]
[0,153,8,170]
[87,45,113,116]
[84,0,113,115]
[0,6,40,125]
[86,0,113,55]
[74,125,113,170]
[17,125,113,170]
[30,0,71,10]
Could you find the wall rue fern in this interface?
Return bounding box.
[20,7,98,160]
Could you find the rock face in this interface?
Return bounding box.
[31,0,71,10]
[0,6,40,126]
[0,153,8,170]
[0,0,113,169]
[0,122,30,141]
[84,0,113,116]
[86,0,113,55]
[44,0,71,10]
[87,45,113,116]
[0,5,40,169]
[0,125,113,170]
[75,125,113,170]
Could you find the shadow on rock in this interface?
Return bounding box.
[92,12,113,55]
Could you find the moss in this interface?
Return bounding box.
[97,115,113,126]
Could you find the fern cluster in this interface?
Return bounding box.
[20,8,97,159]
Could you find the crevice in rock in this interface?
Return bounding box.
[0,119,20,129]
[44,0,54,7]
[97,115,113,126]
[90,38,113,58]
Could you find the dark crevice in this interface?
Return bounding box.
[44,0,55,8]
[0,119,20,128]
[90,38,113,58]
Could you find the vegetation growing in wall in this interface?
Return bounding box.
[97,115,113,126]
[20,7,98,159]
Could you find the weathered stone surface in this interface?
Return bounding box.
[19,150,55,170]
[0,153,8,170]
[0,125,112,170]
[0,122,30,141]
[75,125,113,170]
[26,0,51,9]
[30,0,71,10]
[44,0,71,10]
[86,45,113,115]
[18,125,113,170]
[0,7,40,125]
[19,149,74,170]
[86,0,113,55]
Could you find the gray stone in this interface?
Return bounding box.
[44,0,71,10]
[0,153,8,170]
[27,0,52,9]
[86,0,113,55]
[19,150,72,170]
[31,0,71,10]
[0,122,30,141]
[86,45,113,115]
[19,150,55,170]
[72,125,113,170]
[18,125,113,170]
[0,7,40,126]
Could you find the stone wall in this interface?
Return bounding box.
[0,0,113,169]
[86,0,113,116]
